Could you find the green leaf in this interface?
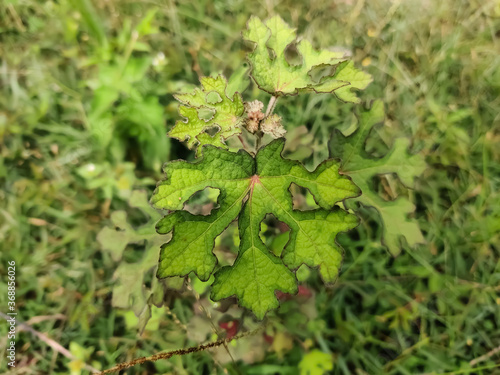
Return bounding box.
[152,139,359,318]
[97,191,171,331]
[299,350,334,375]
[330,100,426,255]
[226,63,251,97]
[135,9,159,37]
[244,16,372,101]
[152,147,254,280]
[69,0,107,47]
[117,95,170,171]
[169,75,245,154]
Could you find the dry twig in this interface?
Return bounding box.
[95,326,263,374]
[0,312,99,373]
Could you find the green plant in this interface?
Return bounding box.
[3,1,499,374]
[151,15,425,319]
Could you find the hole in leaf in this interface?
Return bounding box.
[370,174,406,202]
[352,203,384,243]
[122,242,148,264]
[242,40,255,53]
[184,187,220,215]
[188,272,214,296]
[284,43,301,66]
[334,109,358,137]
[266,46,276,60]
[259,214,290,257]
[282,125,314,161]
[204,126,220,137]
[143,266,155,290]
[197,107,215,121]
[364,124,390,158]
[127,206,152,226]
[213,221,239,267]
[206,91,222,104]
[289,183,320,211]
[309,64,336,83]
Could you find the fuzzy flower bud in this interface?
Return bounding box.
[261,114,286,138]
[244,100,265,133]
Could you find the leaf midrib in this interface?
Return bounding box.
[164,183,252,269]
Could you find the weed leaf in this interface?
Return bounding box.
[244,16,372,101]
[330,100,426,255]
[169,75,245,154]
[97,191,169,331]
[151,139,359,318]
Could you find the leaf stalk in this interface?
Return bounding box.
[265,95,278,117]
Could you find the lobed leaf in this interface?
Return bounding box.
[244,16,372,101]
[151,147,254,280]
[330,100,426,255]
[97,191,170,331]
[169,75,245,154]
[211,202,297,315]
[152,139,359,318]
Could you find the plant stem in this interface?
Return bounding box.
[265,95,278,117]
[0,312,99,373]
[95,326,263,374]
[255,131,263,152]
[255,95,278,152]
[238,134,251,152]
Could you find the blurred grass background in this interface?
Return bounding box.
[0,0,499,374]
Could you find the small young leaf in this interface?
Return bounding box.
[152,139,359,318]
[169,75,245,154]
[299,349,334,375]
[330,100,426,255]
[244,16,372,101]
